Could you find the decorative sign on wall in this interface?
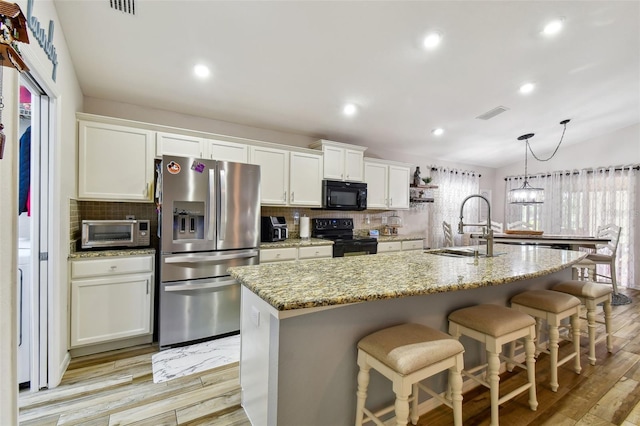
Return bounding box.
[0,0,30,159]
[26,0,58,82]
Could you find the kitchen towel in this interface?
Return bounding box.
[300,216,310,239]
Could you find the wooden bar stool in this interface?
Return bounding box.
[552,280,613,365]
[510,290,582,392]
[355,323,465,426]
[448,304,538,426]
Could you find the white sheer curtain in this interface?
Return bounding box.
[505,165,638,287]
[429,167,480,248]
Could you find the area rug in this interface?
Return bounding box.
[152,334,240,383]
[612,293,632,306]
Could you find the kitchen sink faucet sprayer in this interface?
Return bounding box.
[458,194,494,257]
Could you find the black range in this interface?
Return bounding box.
[311,218,378,257]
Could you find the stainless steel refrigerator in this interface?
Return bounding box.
[160,155,260,348]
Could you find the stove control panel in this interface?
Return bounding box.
[312,218,353,231]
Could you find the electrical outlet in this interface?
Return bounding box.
[126,215,135,220]
[250,306,260,327]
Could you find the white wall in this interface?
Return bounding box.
[0,1,83,423]
[492,123,640,222]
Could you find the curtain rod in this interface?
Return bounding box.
[504,165,640,181]
[431,167,481,178]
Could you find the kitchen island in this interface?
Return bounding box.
[229,244,586,426]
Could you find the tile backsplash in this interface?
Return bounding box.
[260,206,429,238]
[70,199,159,252]
[69,200,430,251]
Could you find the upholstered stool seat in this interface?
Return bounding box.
[510,290,582,392]
[552,280,613,365]
[355,323,465,426]
[448,304,538,426]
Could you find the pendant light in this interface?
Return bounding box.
[508,119,571,205]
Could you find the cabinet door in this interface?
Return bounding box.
[289,151,323,206]
[344,149,364,182]
[322,145,345,180]
[156,131,203,158]
[207,139,248,163]
[70,273,152,347]
[78,121,154,202]
[377,241,402,253]
[364,162,389,208]
[250,146,289,205]
[388,165,410,209]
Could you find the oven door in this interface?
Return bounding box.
[333,240,378,257]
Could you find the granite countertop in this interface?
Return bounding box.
[69,248,156,259]
[229,244,586,311]
[260,238,333,249]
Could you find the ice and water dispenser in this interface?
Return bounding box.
[173,201,205,241]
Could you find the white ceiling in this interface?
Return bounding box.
[53,0,640,168]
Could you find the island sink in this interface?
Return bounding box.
[426,248,507,258]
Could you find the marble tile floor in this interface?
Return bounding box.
[152,334,240,384]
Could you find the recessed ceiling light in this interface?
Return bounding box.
[422,32,442,49]
[519,82,535,94]
[542,19,563,35]
[343,103,358,116]
[432,128,444,136]
[194,64,210,78]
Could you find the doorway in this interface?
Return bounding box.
[17,74,52,391]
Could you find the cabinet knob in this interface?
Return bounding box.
[291,192,295,202]
[109,265,117,270]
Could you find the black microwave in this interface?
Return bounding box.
[322,180,367,211]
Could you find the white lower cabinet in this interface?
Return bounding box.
[298,245,333,260]
[69,255,154,348]
[377,241,402,253]
[260,245,332,263]
[260,247,298,263]
[401,240,424,251]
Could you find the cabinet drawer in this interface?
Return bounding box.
[260,247,297,263]
[377,241,402,253]
[402,240,424,251]
[71,255,154,279]
[298,245,333,260]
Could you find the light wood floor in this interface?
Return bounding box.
[19,288,640,426]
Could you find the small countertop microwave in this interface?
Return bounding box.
[81,219,151,249]
[322,180,367,211]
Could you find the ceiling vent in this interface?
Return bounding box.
[476,106,509,120]
[110,0,135,15]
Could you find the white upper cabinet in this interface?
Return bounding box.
[78,120,155,202]
[364,161,389,209]
[388,164,410,209]
[310,140,366,182]
[206,138,248,163]
[249,146,323,207]
[364,158,410,210]
[156,132,248,163]
[289,151,323,207]
[156,131,203,158]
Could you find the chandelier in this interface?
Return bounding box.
[508,119,570,205]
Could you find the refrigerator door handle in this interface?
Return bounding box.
[219,168,227,242]
[164,249,259,264]
[164,278,238,293]
[207,168,216,241]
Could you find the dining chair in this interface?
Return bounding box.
[483,220,503,233]
[507,221,533,231]
[443,221,454,247]
[574,224,622,294]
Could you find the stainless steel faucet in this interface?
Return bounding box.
[458,194,494,257]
